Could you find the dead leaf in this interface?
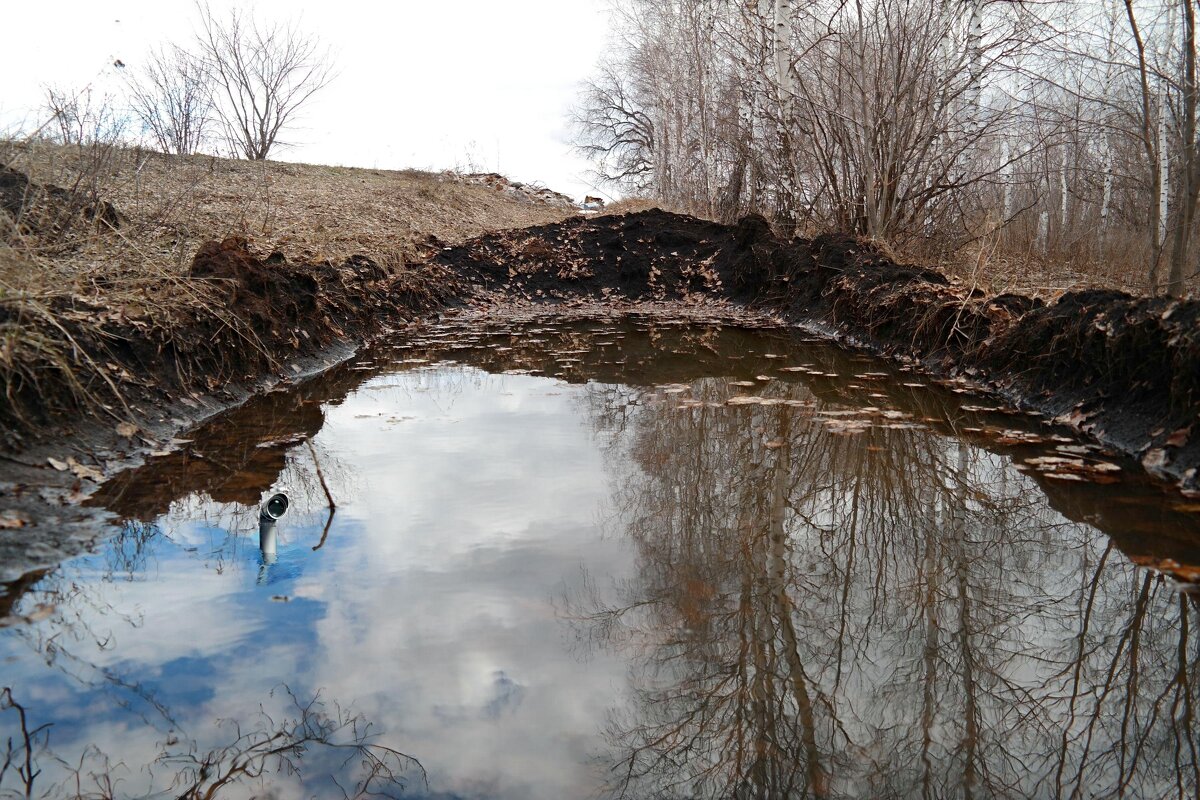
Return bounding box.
[1142,448,1170,476]
[47,457,68,471]
[115,422,138,438]
[0,510,29,529]
[23,604,55,622]
[1165,427,1191,448]
[68,459,104,482]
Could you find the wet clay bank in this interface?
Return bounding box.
[434,210,1200,495]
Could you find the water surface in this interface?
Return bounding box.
[3,316,1200,799]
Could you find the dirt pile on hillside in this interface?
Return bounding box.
[433,211,734,301]
[434,209,1200,493]
[0,163,121,241]
[460,173,578,209]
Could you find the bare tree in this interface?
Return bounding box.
[42,84,125,147]
[579,0,1200,295]
[125,43,215,155]
[193,2,334,161]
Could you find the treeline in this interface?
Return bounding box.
[576,0,1197,295]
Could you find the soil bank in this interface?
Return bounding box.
[3,206,1200,595]
[433,209,1200,496]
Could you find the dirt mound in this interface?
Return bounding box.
[434,209,734,301]
[432,209,1200,493]
[0,162,121,239]
[460,172,577,209]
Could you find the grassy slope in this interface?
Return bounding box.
[0,140,576,440]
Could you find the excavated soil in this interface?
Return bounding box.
[434,210,1200,494]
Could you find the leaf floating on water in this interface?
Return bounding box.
[1025,456,1086,469]
[66,458,104,483]
[23,603,55,622]
[0,510,29,529]
[824,419,870,435]
[993,430,1048,446]
[755,375,771,381]
[1024,455,1122,482]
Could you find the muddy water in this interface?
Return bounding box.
[3,316,1200,799]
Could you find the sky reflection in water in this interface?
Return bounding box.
[2,320,1200,799]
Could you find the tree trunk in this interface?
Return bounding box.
[1169,0,1198,297]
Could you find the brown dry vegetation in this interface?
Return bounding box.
[0,139,574,441]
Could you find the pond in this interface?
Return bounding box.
[3,315,1200,799]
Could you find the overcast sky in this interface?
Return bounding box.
[0,1,615,201]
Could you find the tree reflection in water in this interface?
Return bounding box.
[574,377,1200,800]
[1,684,422,798]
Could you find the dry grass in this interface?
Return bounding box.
[905,228,1198,301]
[4,138,574,280]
